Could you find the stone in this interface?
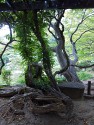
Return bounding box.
[58,82,85,99]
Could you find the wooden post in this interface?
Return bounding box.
[87,81,91,95]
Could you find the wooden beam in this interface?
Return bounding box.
[0,1,94,12]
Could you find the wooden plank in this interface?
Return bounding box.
[0,1,94,12]
[87,81,91,95]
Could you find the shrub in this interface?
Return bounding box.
[17,75,25,85]
[2,69,11,85]
[77,71,93,80]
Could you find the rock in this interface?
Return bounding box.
[58,82,85,99]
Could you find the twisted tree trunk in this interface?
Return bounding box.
[32,11,74,117]
[51,11,80,82]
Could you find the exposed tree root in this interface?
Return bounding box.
[0,86,73,123]
[49,88,74,118]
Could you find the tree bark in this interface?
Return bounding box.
[63,66,80,82]
[32,11,74,117]
[52,11,80,82]
[55,48,80,82]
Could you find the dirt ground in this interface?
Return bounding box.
[0,80,94,125]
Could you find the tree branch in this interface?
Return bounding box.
[0,41,13,48]
[75,28,94,43]
[71,63,94,69]
[0,57,4,75]
[69,10,94,64]
[52,10,70,76]
[0,13,14,74]
[70,42,78,64]
[70,9,86,42]
[32,11,61,92]
[48,23,58,41]
[70,10,94,43]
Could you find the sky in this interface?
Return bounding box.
[0,25,9,38]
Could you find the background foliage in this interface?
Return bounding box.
[0,9,94,85]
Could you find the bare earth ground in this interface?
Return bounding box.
[0,80,94,125]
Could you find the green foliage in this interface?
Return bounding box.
[77,61,93,66]
[1,9,94,85]
[34,77,50,89]
[77,71,93,80]
[64,9,94,63]
[15,12,40,62]
[17,75,25,85]
[56,78,67,85]
[1,69,11,85]
[0,0,4,3]
[14,11,54,68]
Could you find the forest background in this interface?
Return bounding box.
[0,9,94,86]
